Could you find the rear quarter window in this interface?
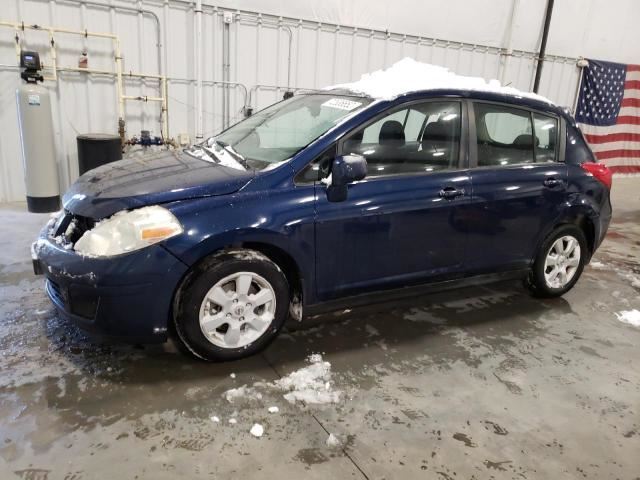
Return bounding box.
[566,124,596,165]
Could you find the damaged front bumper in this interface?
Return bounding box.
[32,228,189,343]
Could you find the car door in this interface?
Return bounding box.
[313,99,471,300]
[466,101,568,272]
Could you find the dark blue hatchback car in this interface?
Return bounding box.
[33,84,612,361]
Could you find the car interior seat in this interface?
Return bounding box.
[421,121,452,166]
[378,120,405,146]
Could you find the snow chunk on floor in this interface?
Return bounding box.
[230,373,236,379]
[589,261,608,269]
[250,423,264,437]
[620,271,640,289]
[210,416,220,423]
[224,384,262,403]
[274,354,341,405]
[328,57,553,104]
[365,324,380,337]
[268,406,279,413]
[615,310,640,327]
[326,433,341,447]
[228,418,237,425]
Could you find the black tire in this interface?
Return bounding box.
[526,224,588,298]
[173,249,290,361]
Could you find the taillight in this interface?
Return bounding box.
[581,162,612,190]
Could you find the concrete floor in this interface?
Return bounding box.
[1,179,639,480]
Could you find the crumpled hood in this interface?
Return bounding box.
[63,149,254,219]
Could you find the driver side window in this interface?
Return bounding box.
[343,101,461,177]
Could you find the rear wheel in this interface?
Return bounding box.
[526,225,587,298]
[173,250,290,361]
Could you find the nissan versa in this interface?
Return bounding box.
[33,81,612,361]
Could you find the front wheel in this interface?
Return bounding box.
[526,225,588,298]
[173,250,290,361]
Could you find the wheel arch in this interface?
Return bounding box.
[169,233,308,326]
[573,214,596,259]
[539,209,598,264]
[237,241,304,320]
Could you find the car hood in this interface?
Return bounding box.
[63,149,254,219]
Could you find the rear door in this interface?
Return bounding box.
[466,101,567,272]
[313,99,471,300]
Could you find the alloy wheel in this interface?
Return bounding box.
[198,271,277,348]
[543,235,581,289]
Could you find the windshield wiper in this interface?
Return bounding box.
[214,140,250,170]
[184,144,216,162]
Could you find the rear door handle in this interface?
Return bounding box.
[439,187,465,200]
[543,178,563,188]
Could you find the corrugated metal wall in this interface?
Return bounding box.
[0,0,581,202]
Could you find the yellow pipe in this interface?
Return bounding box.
[0,20,118,40]
[13,27,20,61]
[1,19,169,142]
[48,30,57,82]
[122,95,164,102]
[161,76,169,139]
[114,37,124,123]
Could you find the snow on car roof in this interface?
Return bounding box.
[326,57,554,105]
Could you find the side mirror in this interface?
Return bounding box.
[326,154,367,202]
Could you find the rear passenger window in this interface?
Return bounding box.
[343,101,461,177]
[533,113,558,163]
[474,103,534,166]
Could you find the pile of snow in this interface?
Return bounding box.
[210,415,220,423]
[250,423,264,438]
[224,385,262,403]
[327,57,553,103]
[621,271,640,289]
[615,310,640,327]
[274,354,341,405]
[326,433,341,447]
[221,353,342,406]
[320,174,332,186]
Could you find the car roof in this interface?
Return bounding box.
[318,87,570,120]
[318,58,571,120]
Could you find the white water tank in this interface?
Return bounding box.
[16,82,61,213]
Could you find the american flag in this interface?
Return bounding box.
[575,59,640,174]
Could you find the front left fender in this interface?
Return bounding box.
[161,190,317,302]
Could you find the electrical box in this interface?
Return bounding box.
[179,133,191,146]
[20,51,41,70]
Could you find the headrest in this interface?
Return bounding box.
[513,134,539,147]
[379,120,405,146]
[423,121,450,141]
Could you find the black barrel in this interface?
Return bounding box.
[77,133,122,175]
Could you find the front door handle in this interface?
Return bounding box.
[543,177,563,188]
[439,187,465,200]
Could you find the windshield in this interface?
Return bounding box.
[188,94,372,171]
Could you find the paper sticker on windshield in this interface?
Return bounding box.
[322,98,362,111]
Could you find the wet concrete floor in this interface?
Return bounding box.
[1,178,639,479]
